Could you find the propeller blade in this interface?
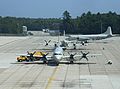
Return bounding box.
[79,57,83,61]
[73,53,77,56]
[33,51,36,55]
[44,40,47,43]
[86,52,90,55]
[48,40,51,43]
[81,51,84,54]
[68,52,70,55]
[85,57,89,61]
[45,53,49,56]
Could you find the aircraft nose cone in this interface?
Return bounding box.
[54,55,62,60]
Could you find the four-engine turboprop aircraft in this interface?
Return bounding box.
[43,45,101,65]
[66,26,113,42]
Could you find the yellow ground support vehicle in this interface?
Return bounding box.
[17,55,28,62]
[17,51,47,62]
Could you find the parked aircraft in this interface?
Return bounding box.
[43,45,101,65]
[66,26,113,42]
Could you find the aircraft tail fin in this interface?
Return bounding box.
[63,30,65,37]
[103,26,113,36]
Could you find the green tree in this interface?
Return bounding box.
[60,10,74,33]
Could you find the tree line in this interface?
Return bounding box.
[0,11,120,34]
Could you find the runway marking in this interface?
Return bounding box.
[45,66,59,89]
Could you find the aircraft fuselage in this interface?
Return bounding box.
[52,46,63,63]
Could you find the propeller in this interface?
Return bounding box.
[44,40,51,46]
[60,41,69,47]
[27,51,36,61]
[41,53,49,63]
[80,51,90,61]
[68,52,77,63]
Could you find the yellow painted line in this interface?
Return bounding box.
[45,66,59,89]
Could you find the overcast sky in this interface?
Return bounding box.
[0,0,120,18]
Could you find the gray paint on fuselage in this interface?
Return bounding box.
[67,26,113,41]
[52,46,63,63]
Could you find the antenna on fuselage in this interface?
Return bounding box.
[57,31,60,46]
[63,30,65,39]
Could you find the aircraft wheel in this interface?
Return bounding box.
[56,63,59,66]
[19,59,22,62]
[56,62,59,66]
[18,60,21,62]
[26,59,29,62]
[43,61,47,64]
[70,61,73,64]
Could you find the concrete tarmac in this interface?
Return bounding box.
[0,36,120,89]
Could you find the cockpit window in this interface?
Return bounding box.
[54,53,62,55]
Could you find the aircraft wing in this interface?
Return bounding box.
[62,55,70,58]
[46,56,53,58]
[66,35,90,41]
[87,53,102,57]
[62,53,102,61]
[74,55,82,57]
[16,54,30,56]
[62,54,82,59]
[45,56,53,60]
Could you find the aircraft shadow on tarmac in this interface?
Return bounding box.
[33,48,91,51]
[12,61,96,66]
